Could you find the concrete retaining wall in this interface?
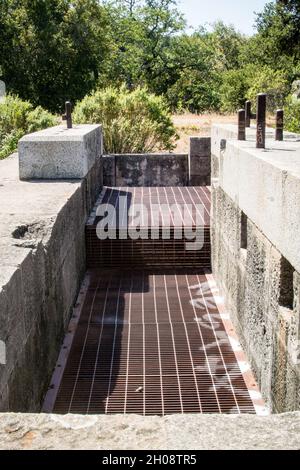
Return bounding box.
[0,151,102,412]
[211,124,300,412]
[103,139,211,187]
[103,153,189,187]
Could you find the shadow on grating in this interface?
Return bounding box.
[86,186,211,269]
[52,269,256,415]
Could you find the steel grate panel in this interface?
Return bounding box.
[86,187,211,269]
[51,270,256,415]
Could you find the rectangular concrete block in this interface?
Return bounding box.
[190,136,211,158]
[189,137,211,186]
[103,155,116,186]
[19,124,103,180]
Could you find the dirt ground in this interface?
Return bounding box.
[172,112,277,153]
[172,113,236,153]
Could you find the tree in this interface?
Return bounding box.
[101,0,185,92]
[206,21,246,71]
[0,0,109,112]
[238,1,299,70]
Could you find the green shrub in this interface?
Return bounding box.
[247,66,289,113]
[0,95,32,134]
[166,70,221,113]
[220,69,249,112]
[284,95,300,133]
[73,85,178,153]
[0,129,24,160]
[0,95,58,159]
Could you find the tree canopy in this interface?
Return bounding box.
[0,0,300,114]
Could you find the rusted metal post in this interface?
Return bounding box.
[245,100,256,127]
[62,101,73,129]
[245,101,251,127]
[238,109,246,140]
[256,93,267,149]
[275,109,284,141]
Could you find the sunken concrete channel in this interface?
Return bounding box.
[0,124,299,449]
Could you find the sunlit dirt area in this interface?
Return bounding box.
[172,113,236,153]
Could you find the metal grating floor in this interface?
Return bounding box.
[47,269,258,415]
[87,186,211,228]
[86,186,211,269]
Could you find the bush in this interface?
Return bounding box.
[247,66,289,112]
[73,85,178,153]
[166,70,221,113]
[0,129,24,160]
[284,95,300,133]
[220,68,249,112]
[0,95,57,159]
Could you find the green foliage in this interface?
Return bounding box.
[206,21,247,72]
[284,95,300,134]
[0,0,109,112]
[101,0,186,95]
[256,1,300,64]
[0,129,24,160]
[73,85,178,153]
[247,66,289,112]
[0,0,300,119]
[166,69,220,113]
[0,95,57,159]
[219,69,249,112]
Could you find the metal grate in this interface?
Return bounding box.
[50,269,256,415]
[86,187,211,269]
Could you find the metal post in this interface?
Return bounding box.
[238,109,246,141]
[256,93,267,149]
[275,109,284,141]
[245,101,251,128]
[62,101,73,129]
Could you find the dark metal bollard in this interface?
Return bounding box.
[238,109,246,140]
[245,100,256,127]
[256,93,267,149]
[275,109,284,141]
[62,101,73,129]
[245,101,251,127]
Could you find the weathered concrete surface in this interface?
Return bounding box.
[103,153,188,187]
[189,137,211,186]
[211,124,300,412]
[19,125,103,180]
[211,124,300,274]
[102,154,115,186]
[0,412,299,450]
[0,152,102,412]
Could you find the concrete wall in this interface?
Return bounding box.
[103,153,188,187]
[103,139,211,187]
[211,124,300,412]
[0,151,102,412]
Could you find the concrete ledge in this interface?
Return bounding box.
[211,123,300,412]
[211,124,300,273]
[19,125,103,180]
[0,153,102,411]
[0,412,299,450]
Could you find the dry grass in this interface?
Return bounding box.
[172,113,236,153]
